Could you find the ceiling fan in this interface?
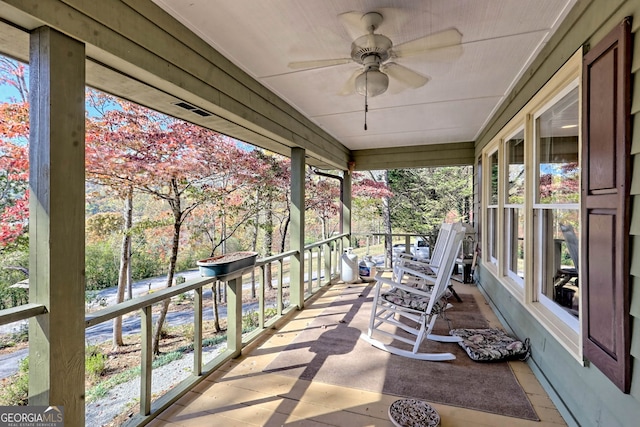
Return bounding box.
[288,10,463,98]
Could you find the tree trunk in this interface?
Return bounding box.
[212,282,221,332]
[151,220,180,355]
[280,213,290,253]
[263,198,274,289]
[126,236,132,300]
[383,170,393,268]
[152,181,182,355]
[113,186,133,349]
[251,188,260,298]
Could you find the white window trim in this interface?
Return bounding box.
[503,126,526,287]
[531,78,580,331]
[479,49,583,363]
[484,147,500,268]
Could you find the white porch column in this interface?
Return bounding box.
[290,147,305,308]
[342,171,352,236]
[28,26,86,426]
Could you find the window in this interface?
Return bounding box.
[486,150,499,265]
[532,84,579,328]
[504,129,525,284]
[480,50,582,356]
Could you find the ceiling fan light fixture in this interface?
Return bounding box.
[355,68,388,97]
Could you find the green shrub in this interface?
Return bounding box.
[0,249,29,309]
[0,323,29,350]
[176,249,208,272]
[85,344,106,381]
[181,323,194,341]
[85,241,119,290]
[131,251,163,281]
[242,310,259,331]
[242,308,278,331]
[0,357,29,406]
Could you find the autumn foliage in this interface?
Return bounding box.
[0,101,29,248]
[1,69,391,285]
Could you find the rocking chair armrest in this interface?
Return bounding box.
[398,265,437,284]
[403,258,436,270]
[392,282,434,298]
[374,274,434,298]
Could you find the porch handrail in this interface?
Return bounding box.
[0,303,47,327]
[352,231,438,268]
[85,277,217,327]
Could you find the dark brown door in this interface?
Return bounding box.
[581,17,632,393]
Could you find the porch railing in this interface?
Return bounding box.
[0,233,347,426]
[352,231,439,268]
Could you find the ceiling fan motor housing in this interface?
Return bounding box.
[351,34,392,64]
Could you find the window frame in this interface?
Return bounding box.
[531,81,580,331]
[503,127,526,286]
[484,147,500,271]
[479,49,583,360]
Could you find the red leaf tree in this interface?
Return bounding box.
[86,91,262,353]
[0,101,29,251]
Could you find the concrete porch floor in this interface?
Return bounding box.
[147,280,567,427]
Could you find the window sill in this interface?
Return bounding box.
[526,301,583,364]
[482,261,582,364]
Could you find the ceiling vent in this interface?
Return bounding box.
[173,101,212,117]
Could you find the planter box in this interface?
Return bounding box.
[197,251,258,278]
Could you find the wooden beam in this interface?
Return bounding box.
[352,142,475,170]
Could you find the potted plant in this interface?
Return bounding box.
[197,251,258,277]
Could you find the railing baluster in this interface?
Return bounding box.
[307,248,313,294]
[259,266,265,329]
[140,305,153,416]
[277,259,284,314]
[324,243,331,284]
[194,287,203,376]
[316,247,322,288]
[226,277,242,357]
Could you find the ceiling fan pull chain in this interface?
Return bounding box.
[364,72,368,131]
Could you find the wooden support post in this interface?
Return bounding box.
[343,171,352,236]
[28,26,86,426]
[290,148,305,308]
[342,171,352,254]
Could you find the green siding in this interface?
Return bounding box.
[476,1,640,426]
[353,142,475,170]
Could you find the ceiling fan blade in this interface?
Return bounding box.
[394,28,463,58]
[383,62,429,89]
[288,58,352,70]
[338,69,360,96]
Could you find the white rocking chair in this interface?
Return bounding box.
[392,222,455,285]
[361,223,465,361]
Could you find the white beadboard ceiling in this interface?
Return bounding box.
[152,0,577,151]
